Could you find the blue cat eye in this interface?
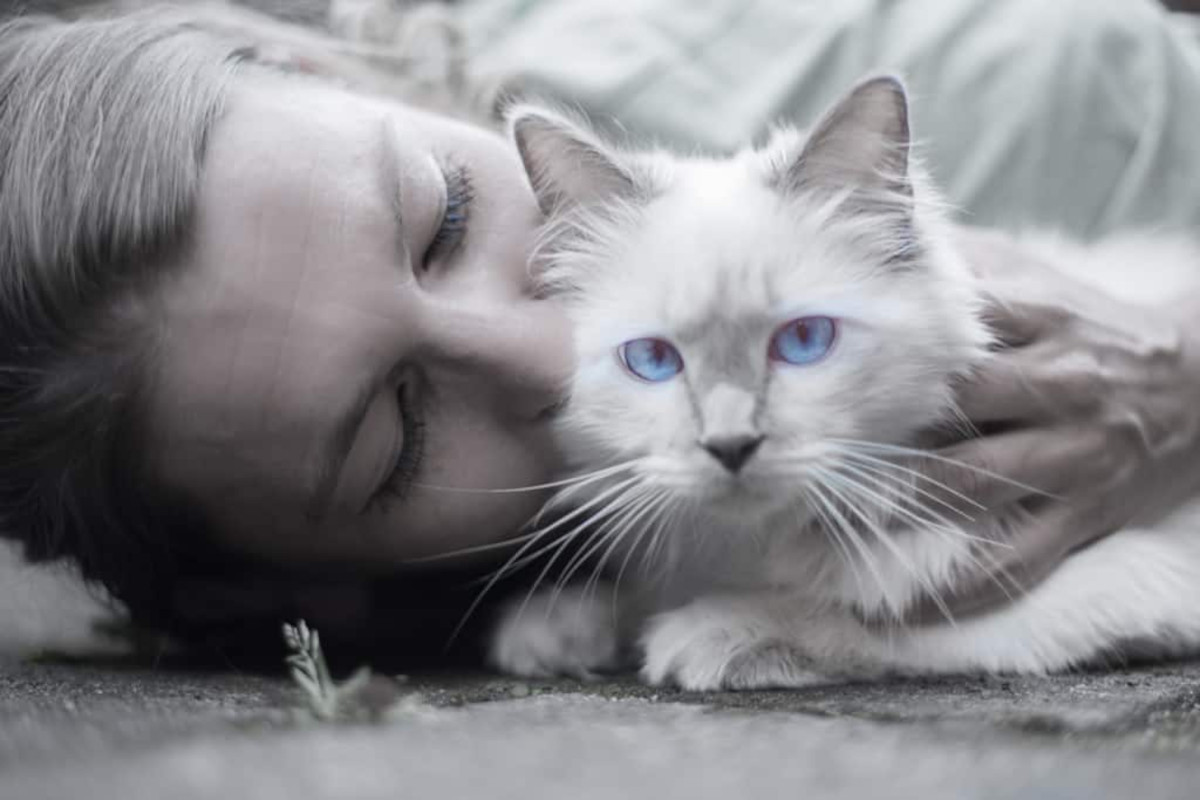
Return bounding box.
[619,337,684,382]
[769,316,837,365]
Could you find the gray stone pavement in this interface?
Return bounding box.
[4,654,1200,799]
[4,546,1200,799]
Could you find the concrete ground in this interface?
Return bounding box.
[5,640,1200,799]
[3,545,1200,799]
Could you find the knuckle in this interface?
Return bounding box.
[1041,353,1105,416]
[1102,413,1147,451]
[949,452,990,500]
[1086,416,1145,484]
[1041,303,1074,331]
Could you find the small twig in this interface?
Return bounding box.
[283,620,339,720]
[282,620,410,723]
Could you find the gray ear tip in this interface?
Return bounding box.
[858,75,909,102]
[506,105,586,154]
[504,99,556,126]
[853,75,911,135]
[505,104,544,136]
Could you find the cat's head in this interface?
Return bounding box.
[509,78,990,524]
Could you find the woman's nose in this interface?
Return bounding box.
[422,296,575,413]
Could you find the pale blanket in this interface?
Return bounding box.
[461,0,1200,238]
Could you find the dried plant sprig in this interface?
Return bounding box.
[282,620,373,721]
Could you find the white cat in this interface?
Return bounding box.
[488,77,1200,689]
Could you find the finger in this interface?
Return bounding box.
[978,293,1050,347]
[954,349,1045,424]
[959,343,1114,428]
[921,426,1105,509]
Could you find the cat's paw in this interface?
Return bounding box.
[639,599,831,691]
[488,585,623,680]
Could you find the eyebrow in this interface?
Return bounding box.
[305,122,408,521]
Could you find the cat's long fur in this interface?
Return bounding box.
[488,77,1200,689]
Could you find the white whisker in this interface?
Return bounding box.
[445,475,642,647]
[577,492,670,630]
[642,495,688,581]
[823,454,1028,613]
[828,447,1032,607]
[831,460,991,546]
[801,488,866,601]
[507,481,646,605]
[827,437,1055,500]
[400,529,547,565]
[821,471,956,626]
[415,459,640,495]
[490,476,643,580]
[806,476,896,615]
[943,398,981,441]
[497,482,652,645]
[604,490,674,608]
[833,452,979,522]
[824,447,988,513]
[551,485,661,611]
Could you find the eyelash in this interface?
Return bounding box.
[422,161,474,270]
[378,382,426,506]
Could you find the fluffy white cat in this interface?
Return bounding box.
[487,77,1200,690]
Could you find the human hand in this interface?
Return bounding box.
[909,229,1200,621]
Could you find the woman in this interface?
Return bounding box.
[0,8,582,659]
[1,3,1198,664]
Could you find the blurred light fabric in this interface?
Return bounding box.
[461,0,1200,239]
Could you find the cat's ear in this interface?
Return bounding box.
[507,105,638,214]
[774,76,912,204]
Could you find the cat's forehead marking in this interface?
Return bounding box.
[683,316,768,387]
[667,266,775,344]
[644,164,783,331]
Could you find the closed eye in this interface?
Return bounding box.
[372,381,426,509]
[422,160,473,270]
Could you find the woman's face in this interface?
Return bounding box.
[149,74,572,570]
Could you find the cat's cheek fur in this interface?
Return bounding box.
[558,352,692,472]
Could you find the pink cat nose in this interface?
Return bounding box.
[701,434,765,474]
